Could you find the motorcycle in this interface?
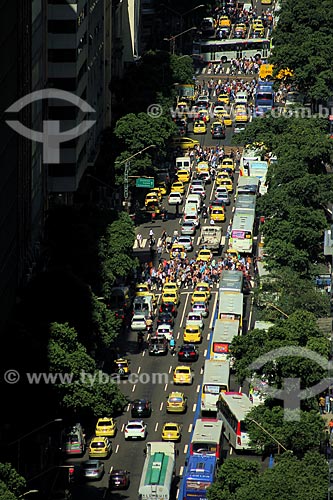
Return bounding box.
[169,344,176,355]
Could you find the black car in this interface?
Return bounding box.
[131,399,152,418]
[109,470,130,490]
[211,125,226,139]
[148,335,168,356]
[157,311,174,327]
[159,302,177,317]
[178,344,199,362]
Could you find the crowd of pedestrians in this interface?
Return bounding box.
[198,78,257,102]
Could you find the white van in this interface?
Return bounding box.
[185,193,202,213]
[175,156,191,172]
[235,91,248,105]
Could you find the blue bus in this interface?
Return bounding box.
[183,455,217,500]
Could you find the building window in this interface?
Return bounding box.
[48,49,77,62]
[48,20,76,33]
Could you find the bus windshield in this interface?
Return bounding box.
[186,480,211,490]
[203,384,228,394]
[192,443,217,455]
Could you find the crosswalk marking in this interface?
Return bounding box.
[133,238,147,249]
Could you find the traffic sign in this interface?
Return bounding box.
[136,177,154,188]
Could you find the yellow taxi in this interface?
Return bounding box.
[218,15,231,28]
[177,169,190,183]
[217,93,230,105]
[235,23,247,33]
[166,392,187,413]
[196,161,210,174]
[217,178,233,193]
[114,358,131,378]
[157,181,168,196]
[135,283,157,305]
[211,207,226,222]
[253,27,265,37]
[195,282,211,300]
[216,171,231,183]
[227,247,239,261]
[216,110,232,126]
[162,282,179,294]
[161,422,182,442]
[196,249,213,263]
[171,181,185,194]
[221,158,235,171]
[170,243,186,260]
[144,192,159,207]
[162,290,180,305]
[198,110,210,123]
[183,324,202,343]
[95,418,117,438]
[193,120,207,134]
[235,105,249,123]
[191,290,210,304]
[89,437,112,459]
[173,366,193,385]
[252,19,264,30]
[175,101,187,118]
[149,187,163,200]
[171,137,199,150]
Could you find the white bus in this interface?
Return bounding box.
[201,359,230,414]
[229,211,256,254]
[193,38,271,63]
[210,318,240,360]
[218,291,243,333]
[236,176,260,196]
[138,441,176,500]
[217,392,254,450]
[235,194,256,213]
[219,270,244,294]
[190,418,224,461]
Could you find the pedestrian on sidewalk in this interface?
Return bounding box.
[136,233,142,248]
[319,396,326,414]
[329,419,333,434]
[326,393,331,414]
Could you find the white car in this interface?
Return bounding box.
[124,420,147,440]
[183,213,200,227]
[190,179,204,192]
[131,314,147,331]
[191,302,209,318]
[213,105,225,116]
[156,324,173,341]
[168,192,183,205]
[198,171,211,184]
[178,236,193,252]
[215,186,228,196]
[192,186,206,200]
[186,311,204,330]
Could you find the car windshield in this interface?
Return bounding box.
[176,369,190,374]
[91,442,106,448]
[83,462,99,469]
[98,420,112,426]
[164,425,178,431]
[127,424,142,429]
[169,397,182,402]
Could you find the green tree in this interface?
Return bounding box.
[0,463,26,498]
[91,294,121,350]
[207,458,259,500]
[169,54,194,84]
[246,406,325,456]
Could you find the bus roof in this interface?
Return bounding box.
[186,455,217,476]
[231,211,255,232]
[145,452,169,486]
[203,359,230,383]
[218,291,243,316]
[192,418,223,443]
[213,318,240,341]
[219,271,243,293]
[237,176,260,192]
[196,38,270,46]
[219,392,253,420]
[235,194,256,211]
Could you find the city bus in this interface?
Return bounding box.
[139,441,176,500]
[235,194,256,212]
[183,455,218,500]
[236,176,260,196]
[193,38,271,63]
[229,211,256,254]
[190,418,223,461]
[201,359,230,414]
[216,392,254,451]
[210,318,240,361]
[218,291,243,332]
[219,270,244,294]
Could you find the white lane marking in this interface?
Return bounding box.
[176,488,180,499]
[209,291,219,329]
[137,366,141,374]
[196,236,200,246]
[200,367,204,375]
[126,404,130,412]
[248,295,254,332]
[177,331,180,340]
[179,292,190,328]
[229,446,233,455]
[115,444,119,454]
[109,465,113,474]
[155,422,159,432]
[164,383,168,391]
[179,466,184,477]
[203,349,207,358]
[169,365,173,374]
[132,384,136,392]
[147,334,150,341]
[184,444,188,454]
[239,386,242,392]
[210,179,216,200]
[142,350,146,357]
[196,385,200,393]
[188,424,193,432]
[193,403,197,412]
[121,423,125,432]
[207,332,210,341]
[160,402,163,411]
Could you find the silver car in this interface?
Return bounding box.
[181,221,196,236]
[178,236,193,252]
[80,460,104,481]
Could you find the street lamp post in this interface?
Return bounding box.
[116,145,156,212]
[248,418,290,455]
[164,27,197,56]
[161,4,204,52]
[8,419,63,474]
